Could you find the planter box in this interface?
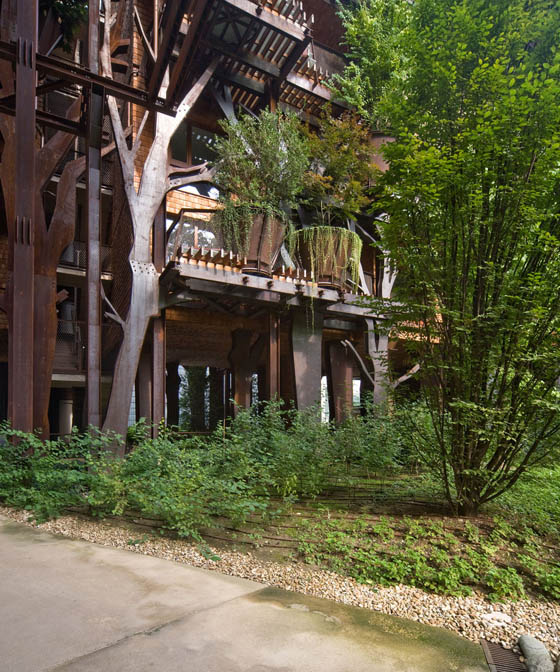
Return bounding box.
[290,226,362,290]
[236,213,285,277]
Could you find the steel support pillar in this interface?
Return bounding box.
[86,5,103,427]
[267,313,280,400]
[291,311,323,410]
[136,346,153,423]
[9,0,37,431]
[152,204,166,435]
[327,341,354,423]
[229,329,253,412]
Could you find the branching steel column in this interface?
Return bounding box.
[86,5,102,427]
[9,0,37,431]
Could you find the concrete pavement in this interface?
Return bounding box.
[0,515,488,671]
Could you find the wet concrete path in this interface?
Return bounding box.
[0,515,487,671]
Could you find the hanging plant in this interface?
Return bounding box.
[211,110,310,274]
[287,226,363,289]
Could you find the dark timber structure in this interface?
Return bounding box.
[0,0,407,439]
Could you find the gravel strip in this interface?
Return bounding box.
[2,505,558,661]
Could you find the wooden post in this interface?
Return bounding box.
[9,0,37,431]
[291,310,323,410]
[86,4,102,427]
[327,341,353,422]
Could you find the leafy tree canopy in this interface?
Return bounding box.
[338,0,560,514]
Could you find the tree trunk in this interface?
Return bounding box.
[102,265,159,448]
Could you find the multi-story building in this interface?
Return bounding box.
[0,0,405,440]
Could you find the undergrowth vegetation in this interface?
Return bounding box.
[1,401,559,603]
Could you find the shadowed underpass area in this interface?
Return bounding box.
[0,516,487,672]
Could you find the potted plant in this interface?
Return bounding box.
[212,110,310,276]
[288,112,374,289]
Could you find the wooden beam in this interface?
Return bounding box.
[221,0,306,42]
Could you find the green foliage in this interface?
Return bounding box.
[340,0,560,514]
[493,467,560,537]
[212,110,309,251]
[334,0,412,128]
[485,567,526,602]
[303,112,376,224]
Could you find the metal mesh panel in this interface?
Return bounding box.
[481,640,527,672]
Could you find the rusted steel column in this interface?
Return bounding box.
[229,329,253,412]
[152,204,166,435]
[327,341,354,423]
[165,362,180,427]
[267,313,280,400]
[136,346,152,423]
[9,0,37,431]
[291,310,323,410]
[86,5,103,427]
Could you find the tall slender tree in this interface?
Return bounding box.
[338,0,560,513]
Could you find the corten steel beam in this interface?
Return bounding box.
[0,78,64,106]
[326,340,353,423]
[0,40,174,114]
[136,346,153,422]
[9,0,37,431]
[267,313,280,400]
[0,100,85,135]
[86,5,103,428]
[291,310,323,410]
[166,0,210,106]
[148,0,188,100]
[201,37,280,78]
[220,0,306,42]
[151,204,166,436]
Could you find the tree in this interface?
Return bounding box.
[338,0,560,514]
[99,2,216,444]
